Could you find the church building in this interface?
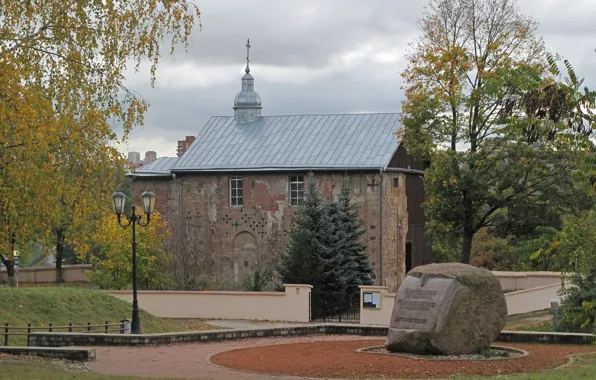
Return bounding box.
[129,41,430,292]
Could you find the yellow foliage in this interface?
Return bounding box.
[89,209,170,290]
[0,1,200,269]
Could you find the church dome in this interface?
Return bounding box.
[234,74,262,108]
[234,91,262,108]
[233,40,262,123]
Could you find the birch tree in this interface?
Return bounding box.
[0,1,201,285]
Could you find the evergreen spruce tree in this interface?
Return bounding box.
[338,177,375,297]
[320,202,359,312]
[278,175,324,289]
[279,174,375,318]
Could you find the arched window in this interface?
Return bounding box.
[229,176,243,207]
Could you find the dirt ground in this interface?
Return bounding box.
[160,318,222,331]
[210,339,596,379]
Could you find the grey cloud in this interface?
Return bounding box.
[130,62,401,139]
[183,0,424,68]
[123,0,596,157]
[525,0,596,37]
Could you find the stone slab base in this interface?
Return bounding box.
[498,331,596,345]
[0,346,96,361]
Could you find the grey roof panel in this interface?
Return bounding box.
[171,113,402,172]
[130,157,178,177]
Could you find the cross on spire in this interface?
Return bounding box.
[245,38,251,73]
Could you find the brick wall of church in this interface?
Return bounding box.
[132,171,407,291]
[382,173,409,292]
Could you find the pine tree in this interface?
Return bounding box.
[278,175,324,289]
[338,177,375,296]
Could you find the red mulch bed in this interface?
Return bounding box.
[210,339,596,379]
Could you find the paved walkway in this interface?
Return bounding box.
[87,335,375,379]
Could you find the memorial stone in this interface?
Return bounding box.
[385,263,507,355]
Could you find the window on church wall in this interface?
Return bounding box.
[289,175,304,205]
[230,177,243,207]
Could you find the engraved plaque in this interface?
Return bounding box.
[386,263,508,355]
[389,275,458,332]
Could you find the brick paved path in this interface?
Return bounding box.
[87,335,375,379]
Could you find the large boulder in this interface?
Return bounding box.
[385,263,507,355]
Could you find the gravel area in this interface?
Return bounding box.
[358,345,527,361]
[0,354,89,372]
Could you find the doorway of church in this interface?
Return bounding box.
[406,241,413,273]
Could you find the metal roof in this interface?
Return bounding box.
[171,113,402,172]
[129,157,178,177]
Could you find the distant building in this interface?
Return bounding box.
[128,151,141,164]
[144,151,157,164]
[124,162,143,172]
[177,136,196,157]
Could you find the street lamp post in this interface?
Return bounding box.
[551,298,559,332]
[111,190,156,334]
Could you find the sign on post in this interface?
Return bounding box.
[363,291,381,309]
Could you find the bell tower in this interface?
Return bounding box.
[233,39,262,123]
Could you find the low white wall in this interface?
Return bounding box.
[493,271,561,291]
[0,264,91,284]
[360,279,566,326]
[504,283,564,315]
[106,284,312,322]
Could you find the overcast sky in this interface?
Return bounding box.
[117,0,596,159]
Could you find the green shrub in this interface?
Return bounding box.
[242,263,273,291]
[558,273,596,333]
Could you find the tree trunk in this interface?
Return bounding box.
[1,254,15,287]
[56,229,65,284]
[461,230,474,264]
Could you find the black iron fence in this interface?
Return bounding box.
[2,320,131,346]
[310,292,360,323]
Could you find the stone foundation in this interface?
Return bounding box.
[28,325,596,348]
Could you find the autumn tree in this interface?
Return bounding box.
[0,83,61,285]
[51,124,124,283]
[401,0,595,263]
[0,1,201,285]
[89,210,170,290]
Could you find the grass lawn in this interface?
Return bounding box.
[0,286,217,346]
[505,309,554,332]
[507,320,553,332]
[1,353,596,380]
[0,359,181,380]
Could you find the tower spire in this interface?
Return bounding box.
[245,38,251,73]
[234,38,261,123]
